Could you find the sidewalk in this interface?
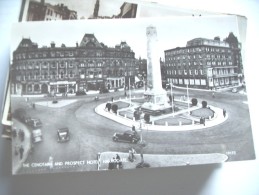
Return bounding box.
[98,151,228,170]
[12,119,31,174]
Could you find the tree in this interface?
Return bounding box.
[134,110,141,120]
[144,113,150,123]
[106,103,112,111]
[202,101,207,108]
[111,104,118,114]
[191,98,198,106]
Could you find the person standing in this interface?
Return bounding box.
[19,145,24,160]
[116,154,122,169]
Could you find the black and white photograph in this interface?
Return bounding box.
[19,0,138,21]
[9,15,255,174]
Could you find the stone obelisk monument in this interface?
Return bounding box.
[141,26,170,115]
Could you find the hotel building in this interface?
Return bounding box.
[164,33,243,90]
[11,34,137,95]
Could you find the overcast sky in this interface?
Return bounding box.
[11,15,241,61]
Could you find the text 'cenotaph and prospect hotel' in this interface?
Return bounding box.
[11,32,243,95]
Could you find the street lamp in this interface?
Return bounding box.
[170,82,174,113]
[186,83,190,114]
[129,77,131,106]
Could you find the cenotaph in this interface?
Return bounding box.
[141,26,171,115]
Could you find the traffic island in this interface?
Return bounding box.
[95,97,228,132]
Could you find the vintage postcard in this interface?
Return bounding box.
[18,0,218,22]
[19,0,139,21]
[9,15,255,174]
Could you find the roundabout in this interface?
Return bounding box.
[95,96,228,132]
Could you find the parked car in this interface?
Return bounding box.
[112,130,140,143]
[57,127,70,142]
[31,129,43,143]
[27,118,42,128]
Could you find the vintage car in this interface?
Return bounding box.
[27,118,42,129]
[31,129,43,143]
[57,127,70,142]
[112,130,140,143]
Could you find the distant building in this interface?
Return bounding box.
[164,33,243,90]
[11,34,137,95]
[89,0,137,19]
[117,2,137,18]
[27,0,77,21]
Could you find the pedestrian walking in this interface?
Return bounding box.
[128,148,136,162]
[116,154,122,169]
[140,152,144,163]
[223,109,226,118]
[12,128,17,139]
[132,125,136,133]
[124,91,127,97]
[212,92,215,98]
[19,145,24,160]
[19,129,25,142]
[111,97,114,102]
[203,117,206,126]
[108,161,114,170]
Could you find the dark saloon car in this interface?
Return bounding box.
[112,130,140,143]
[27,118,42,129]
[57,127,70,142]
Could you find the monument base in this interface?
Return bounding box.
[141,89,172,116]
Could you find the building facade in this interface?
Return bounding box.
[11,34,136,95]
[89,0,137,19]
[27,0,77,21]
[164,33,243,90]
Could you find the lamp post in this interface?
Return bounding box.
[186,83,190,114]
[129,77,131,106]
[170,82,174,113]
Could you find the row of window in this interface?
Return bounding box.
[14,50,135,60]
[15,61,136,70]
[166,54,232,61]
[168,78,207,86]
[165,47,232,56]
[165,60,233,67]
[166,69,204,76]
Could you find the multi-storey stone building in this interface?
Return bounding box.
[11,34,136,95]
[164,33,243,90]
[27,0,77,21]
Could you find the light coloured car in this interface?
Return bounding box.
[32,129,43,143]
[57,127,70,142]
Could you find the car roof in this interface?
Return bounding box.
[125,130,135,135]
[58,128,69,132]
[32,129,42,136]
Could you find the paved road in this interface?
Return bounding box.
[11,88,255,174]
